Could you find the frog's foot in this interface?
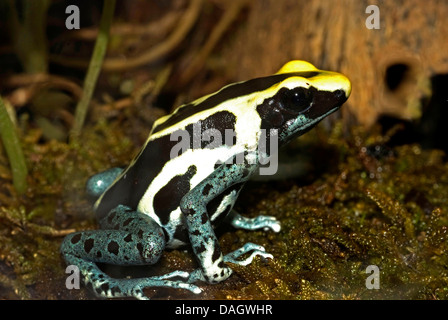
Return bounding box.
[186,242,273,284]
[224,242,273,266]
[77,258,202,300]
[104,275,202,300]
[231,213,281,233]
[61,207,203,300]
[96,277,202,300]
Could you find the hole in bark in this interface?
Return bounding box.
[385,63,410,91]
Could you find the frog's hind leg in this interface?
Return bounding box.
[60,205,201,299]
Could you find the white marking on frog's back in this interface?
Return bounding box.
[148,93,264,145]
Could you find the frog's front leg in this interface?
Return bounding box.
[180,158,274,284]
[60,205,201,299]
[85,167,123,198]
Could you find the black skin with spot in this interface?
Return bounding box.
[153,165,197,226]
[84,238,94,253]
[184,111,237,149]
[71,233,81,244]
[107,241,119,255]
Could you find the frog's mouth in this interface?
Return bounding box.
[306,89,348,121]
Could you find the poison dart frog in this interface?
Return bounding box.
[61,60,351,299]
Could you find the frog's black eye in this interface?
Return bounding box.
[281,87,313,114]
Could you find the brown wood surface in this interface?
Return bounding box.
[221,0,448,126]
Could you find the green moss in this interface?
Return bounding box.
[0,118,139,299]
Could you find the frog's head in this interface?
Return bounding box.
[256,60,351,146]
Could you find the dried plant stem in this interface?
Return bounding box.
[70,0,116,139]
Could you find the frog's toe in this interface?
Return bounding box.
[151,270,190,280]
[256,215,281,232]
[224,242,273,266]
[131,287,150,300]
[139,277,202,295]
[231,214,281,233]
[128,278,202,300]
[225,250,273,266]
[93,275,202,299]
[176,282,203,294]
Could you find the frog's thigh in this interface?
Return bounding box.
[60,206,205,299]
[61,205,166,266]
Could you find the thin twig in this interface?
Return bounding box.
[70,0,117,139]
[3,73,83,107]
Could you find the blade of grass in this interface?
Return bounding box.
[0,97,28,194]
[70,0,116,140]
[6,0,51,74]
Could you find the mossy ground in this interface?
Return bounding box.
[0,116,447,299]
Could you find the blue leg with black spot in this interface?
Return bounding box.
[180,157,274,285]
[60,205,201,299]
